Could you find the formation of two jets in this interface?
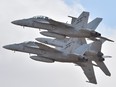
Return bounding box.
[3,11,113,84]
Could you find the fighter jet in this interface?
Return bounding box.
[3,37,112,84]
[11,11,113,42]
[3,38,95,83]
[3,39,91,83]
[3,41,88,63]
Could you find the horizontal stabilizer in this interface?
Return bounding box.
[77,61,97,84]
[95,61,111,76]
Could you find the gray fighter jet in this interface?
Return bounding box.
[11,11,113,42]
[3,37,111,84]
[3,41,88,63]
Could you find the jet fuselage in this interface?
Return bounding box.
[12,16,101,38]
[3,41,87,63]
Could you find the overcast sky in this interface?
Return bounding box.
[0,0,116,87]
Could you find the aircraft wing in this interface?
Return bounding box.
[35,42,61,53]
[48,19,73,28]
[94,60,111,76]
[76,61,97,84]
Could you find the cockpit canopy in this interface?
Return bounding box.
[23,41,35,45]
[23,41,39,48]
[33,16,51,20]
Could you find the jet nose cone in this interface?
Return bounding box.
[11,20,17,24]
[11,19,27,26]
[11,20,23,25]
[3,44,19,51]
[3,45,12,50]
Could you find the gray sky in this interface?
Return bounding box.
[0,0,116,87]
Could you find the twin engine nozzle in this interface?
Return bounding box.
[78,56,88,62]
[90,31,101,37]
[97,52,105,61]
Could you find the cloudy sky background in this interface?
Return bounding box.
[0,0,116,87]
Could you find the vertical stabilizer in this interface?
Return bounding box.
[69,11,89,30]
[87,18,102,30]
